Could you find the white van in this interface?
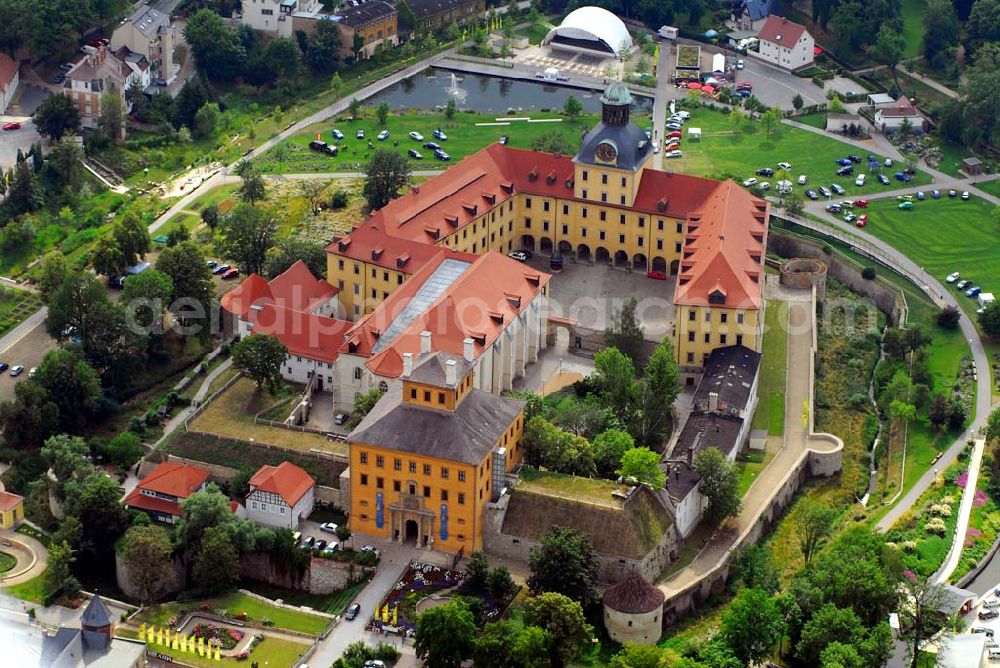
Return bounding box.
[988,648,1000,661]
[855,173,866,186]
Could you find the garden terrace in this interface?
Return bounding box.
[131,591,332,636]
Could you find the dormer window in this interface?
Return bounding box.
[371,248,383,260]
[709,290,726,305]
[424,227,441,240]
[528,169,538,182]
[546,171,556,185]
[657,198,668,212]
[462,202,478,215]
[396,254,410,268]
[481,192,496,204]
[337,238,351,251]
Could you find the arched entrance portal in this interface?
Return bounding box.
[633,254,648,271]
[521,235,536,252]
[614,250,629,268]
[404,519,419,544]
[595,246,610,264]
[540,237,554,254]
[558,240,573,257]
[577,244,591,262]
[670,259,680,275]
[652,256,667,273]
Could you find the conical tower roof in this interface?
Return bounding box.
[81,594,113,628]
[602,571,664,614]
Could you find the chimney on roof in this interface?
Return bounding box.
[420,330,432,354]
[402,352,413,377]
[708,391,719,413]
[445,359,457,386]
[463,337,474,362]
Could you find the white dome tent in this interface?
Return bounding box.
[542,6,633,56]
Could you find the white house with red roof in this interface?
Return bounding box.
[874,95,926,134]
[245,462,316,529]
[0,53,19,113]
[124,461,211,523]
[757,16,814,70]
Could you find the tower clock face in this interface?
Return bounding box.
[595,141,617,163]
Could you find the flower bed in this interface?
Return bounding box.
[190,623,244,650]
[953,475,1000,581]
[885,462,964,577]
[377,562,464,631]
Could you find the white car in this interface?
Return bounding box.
[408,131,424,141]
[777,162,792,171]
[377,130,389,141]
[664,150,682,159]
[652,140,660,153]
[675,110,690,120]
[361,545,381,559]
[855,173,866,186]
[759,182,770,191]
[320,522,339,534]
[736,59,744,69]
[507,250,528,262]
[742,177,758,187]
[946,272,960,283]
[797,174,808,185]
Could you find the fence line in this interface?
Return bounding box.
[183,372,243,430]
[183,428,349,463]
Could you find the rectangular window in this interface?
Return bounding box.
[638,236,644,247]
[581,228,587,238]
[458,492,466,504]
[657,219,664,231]
[621,177,627,188]
[704,333,711,343]
[441,467,449,479]
[582,170,588,181]
[720,333,728,344]
[582,208,588,219]
[601,193,607,202]
[458,470,466,482]
[423,486,431,498]
[441,490,449,501]
[638,217,645,228]
[393,480,401,492]
[688,331,695,342]
[410,388,417,400]
[424,390,431,402]
[376,477,384,489]
[688,310,695,321]
[656,239,663,250]
[599,230,606,241]
[423,464,431,476]
[675,242,682,253]
[721,313,728,324]
[582,189,588,198]
[525,197,532,209]
[737,313,745,324]
[360,452,368,464]
[409,461,417,473]
[737,334,744,345]
[601,174,608,185]
[437,392,445,404]
[562,204,569,215]
[600,211,606,222]
[676,222,683,233]
[705,311,711,322]
[562,224,568,235]
[360,473,368,485]
[620,213,626,225]
[524,217,531,229]
[543,201,550,212]
[687,352,695,363]
[394,458,402,471]
[619,234,625,244]
[376,455,384,468]
[620,195,627,205]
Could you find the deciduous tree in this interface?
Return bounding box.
[415,601,477,668]
[35,349,101,433]
[0,381,59,449]
[522,592,593,667]
[474,620,550,668]
[693,447,741,523]
[232,334,288,392]
[120,525,174,604]
[797,499,838,564]
[617,447,665,489]
[605,297,644,363]
[193,525,240,594]
[221,203,278,275]
[527,526,599,604]
[363,150,412,210]
[265,237,326,279]
[33,93,81,140]
[722,588,781,665]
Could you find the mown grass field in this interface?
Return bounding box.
[751,302,788,435]
[900,0,927,58]
[861,195,1000,318]
[134,592,331,635]
[661,107,932,195]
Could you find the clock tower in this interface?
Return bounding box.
[572,81,654,206]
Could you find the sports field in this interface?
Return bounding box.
[861,195,999,316]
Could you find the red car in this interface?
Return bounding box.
[2,122,20,131]
[664,142,680,152]
[856,214,868,227]
[666,131,682,139]
[853,199,868,208]
[646,271,668,281]
[222,268,240,280]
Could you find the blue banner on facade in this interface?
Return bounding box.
[440,503,448,541]
[376,491,384,529]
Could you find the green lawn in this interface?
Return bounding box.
[794,111,827,129]
[4,568,54,603]
[0,551,17,573]
[752,302,788,435]
[664,107,932,196]
[0,288,42,339]
[16,524,51,547]
[256,110,611,174]
[901,0,927,58]
[737,451,773,497]
[518,468,625,507]
[135,592,332,636]
[130,635,309,668]
[861,195,1000,319]
[248,579,369,616]
[514,22,551,45]
[976,179,1000,198]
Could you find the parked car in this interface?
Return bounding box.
[777,162,792,170]
[884,158,894,167]
[797,174,808,185]
[836,165,853,176]
[854,199,869,208]
[898,200,913,210]
[212,264,230,275]
[843,212,857,223]
[956,280,970,290]
[408,131,424,141]
[931,189,941,199]
[0,363,8,373]
[676,110,691,119]
[377,130,389,141]
[916,191,926,200]
[356,129,365,139]
[855,173,866,186]
[877,174,890,186]
[345,603,361,621]
[967,286,982,298]
[666,130,682,139]
[332,128,345,140]
[894,172,911,182]
[948,189,958,197]
[835,158,853,167]
[736,59,745,69]
[831,184,846,195]
[805,190,819,200]
[206,259,217,268]
[646,271,668,280]
[300,535,315,549]
[222,268,240,280]
[826,203,842,214]
[758,182,770,191]
[818,186,831,197]
[423,141,441,150]
[9,365,24,377]
[334,412,349,425]
[973,627,995,637]
[361,545,381,559]
[508,250,528,262]
[897,194,914,202]
[847,154,862,163]
[407,149,423,159]
[946,272,961,283]
[856,214,868,227]
[433,128,448,140]
[314,539,327,551]
[2,122,21,131]
[433,149,451,161]
[742,177,757,187]
[962,191,971,200]
[979,609,999,620]
[664,150,682,158]
[51,73,65,83]
[756,167,774,177]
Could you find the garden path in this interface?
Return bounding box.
[934,438,986,584]
[0,529,47,586]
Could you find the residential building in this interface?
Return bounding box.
[866,92,896,109]
[241,0,324,37]
[730,0,771,31]
[398,0,485,33]
[245,462,316,529]
[333,250,550,407]
[666,345,760,537]
[348,351,525,552]
[63,45,127,128]
[325,81,769,380]
[0,490,24,528]
[874,95,926,134]
[0,53,19,113]
[110,5,175,81]
[41,595,145,668]
[123,461,210,523]
[757,15,814,70]
[334,1,399,58]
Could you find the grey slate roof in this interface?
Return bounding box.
[81,595,113,628]
[337,0,397,26]
[349,383,524,464]
[666,411,745,501]
[403,0,479,21]
[576,121,652,172]
[127,6,170,39]
[406,351,472,387]
[693,345,761,412]
[42,627,82,667]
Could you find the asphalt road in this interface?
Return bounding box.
[0,117,41,172]
[0,307,52,402]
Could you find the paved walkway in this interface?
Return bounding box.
[0,530,48,586]
[935,438,986,584]
[898,65,960,99]
[659,291,840,596]
[651,43,671,171]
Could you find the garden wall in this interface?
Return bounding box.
[115,552,187,602]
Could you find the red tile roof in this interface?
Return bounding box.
[123,488,184,517]
[632,170,725,218]
[758,16,809,46]
[220,273,271,319]
[674,181,768,309]
[327,219,447,275]
[0,490,23,512]
[0,54,17,90]
[248,462,315,506]
[248,303,352,364]
[134,462,209,498]
[879,96,921,118]
[267,260,339,312]
[345,251,551,377]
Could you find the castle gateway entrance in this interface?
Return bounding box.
[389,493,434,548]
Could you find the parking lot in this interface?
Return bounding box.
[0,312,56,402]
[524,255,675,341]
[0,116,42,171]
